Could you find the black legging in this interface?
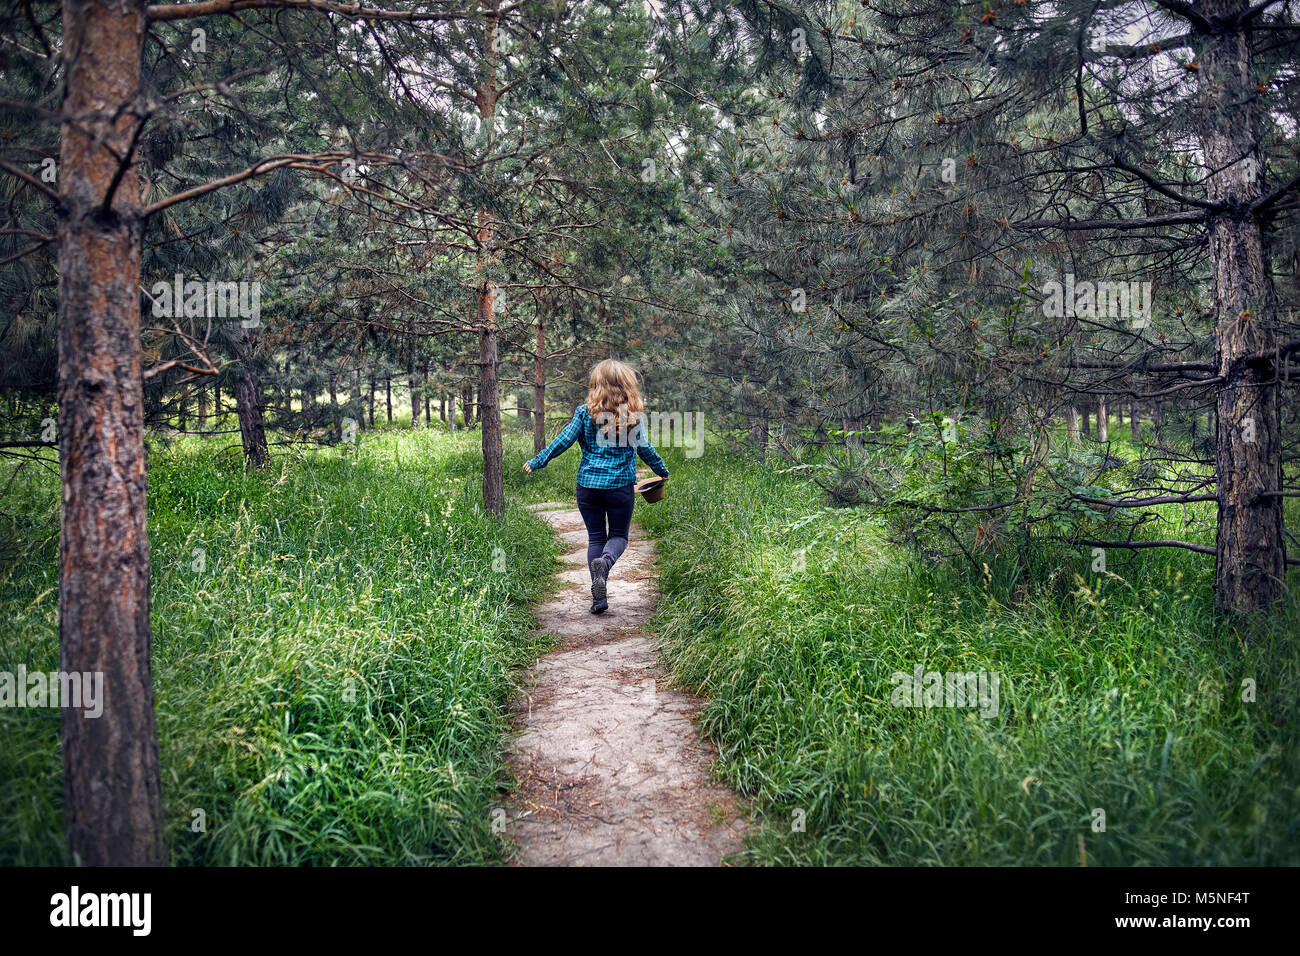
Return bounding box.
[575,482,635,576]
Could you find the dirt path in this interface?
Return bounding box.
[504,501,747,866]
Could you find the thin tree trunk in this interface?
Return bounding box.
[1130,401,1140,441]
[328,373,340,441]
[533,313,546,453]
[408,363,419,428]
[368,376,375,427]
[232,327,268,467]
[349,368,362,430]
[463,383,475,428]
[439,393,446,422]
[479,310,504,516]
[1096,398,1108,443]
[57,0,165,866]
[476,3,504,516]
[385,377,392,423]
[1065,405,1080,445]
[1082,405,1090,439]
[423,364,431,424]
[448,390,457,431]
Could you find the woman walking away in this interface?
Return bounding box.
[522,359,670,615]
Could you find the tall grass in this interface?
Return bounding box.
[0,425,559,865]
[637,449,1300,865]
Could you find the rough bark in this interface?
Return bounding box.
[57,0,166,866]
[1096,398,1108,443]
[1200,0,1285,611]
[474,1,504,515]
[232,326,268,467]
[478,300,505,516]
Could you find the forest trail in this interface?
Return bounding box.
[505,502,747,866]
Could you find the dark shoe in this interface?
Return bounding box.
[591,597,609,615]
[590,556,607,609]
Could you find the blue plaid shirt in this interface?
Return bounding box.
[527,405,670,488]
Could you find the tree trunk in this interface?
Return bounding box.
[328,373,340,441]
[408,363,419,428]
[423,364,431,424]
[349,368,362,430]
[533,313,547,453]
[439,393,446,422]
[1081,405,1090,439]
[368,376,375,427]
[232,327,268,467]
[385,377,392,423]
[1130,401,1140,441]
[474,4,505,514]
[1065,405,1080,445]
[463,383,475,428]
[1096,398,1108,443]
[479,303,505,516]
[448,390,457,431]
[57,0,166,866]
[1201,0,1285,612]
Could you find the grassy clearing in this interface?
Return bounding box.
[0,424,559,865]
[636,445,1300,866]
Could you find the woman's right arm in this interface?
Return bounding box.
[525,408,583,472]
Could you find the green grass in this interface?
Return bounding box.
[637,447,1300,866]
[0,423,561,865]
[6,410,1296,867]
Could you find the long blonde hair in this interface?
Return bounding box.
[586,358,644,440]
